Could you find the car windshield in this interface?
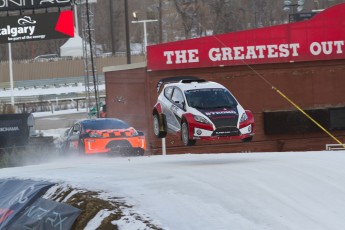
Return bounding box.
[185,88,238,109]
[82,119,130,130]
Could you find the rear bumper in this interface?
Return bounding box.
[83,136,146,154]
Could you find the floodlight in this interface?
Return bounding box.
[298,0,305,5]
[284,0,292,5]
[283,6,291,12]
[132,12,138,20]
[297,5,304,11]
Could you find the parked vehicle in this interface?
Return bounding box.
[152,76,255,146]
[33,54,59,60]
[58,118,146,156]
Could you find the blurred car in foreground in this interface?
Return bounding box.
[152,76,255,146]
[59,118,146,156]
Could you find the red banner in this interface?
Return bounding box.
[147,3,345,71]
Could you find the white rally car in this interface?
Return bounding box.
[152,77,255,146]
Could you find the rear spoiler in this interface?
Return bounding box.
[156,76,206,93]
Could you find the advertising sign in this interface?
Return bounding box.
[0,10,74,44]
[147,3,345,71]
[0,0,73,11]
[0,113,32,148]
[0,179,54,229]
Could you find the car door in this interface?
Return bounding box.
[66,123,81,152]
[166,87,186,133]
[161,86,176,133]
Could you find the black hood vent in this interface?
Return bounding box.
[199,107,239,128]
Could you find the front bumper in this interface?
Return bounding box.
[192,124,253,140]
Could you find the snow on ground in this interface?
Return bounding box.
[32,108,87,118]
[1,84,105,97]
[1,150,345,230]
[1,102,344,229]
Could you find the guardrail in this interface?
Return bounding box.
[325,144,345,151]
[1,92,106,114]
[1,91,105,103]
[1,75,105,90]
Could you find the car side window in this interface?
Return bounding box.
[164,87,173,99]
[171,88,185,109]
[73,124,80,134]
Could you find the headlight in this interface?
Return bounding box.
[240,113,248,122]
[194,115,210,124]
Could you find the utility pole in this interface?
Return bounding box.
[159,0,162,43]
[124,0,131,64]
[132,12,158,54]
[80,0,100,117]
[109,0,116,55]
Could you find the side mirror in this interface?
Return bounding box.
[174,101,185,109]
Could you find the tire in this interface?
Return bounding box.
[242,136,253,142]
[181,121,196,146]
[153,114,167,138]
[133,148,145,156]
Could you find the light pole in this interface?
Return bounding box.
[132,12,158,54]
[283,0,305,22]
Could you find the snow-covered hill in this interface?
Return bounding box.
[1,151,345,230]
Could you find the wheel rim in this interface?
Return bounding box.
[182,123,188,145]
[153,116,160,135]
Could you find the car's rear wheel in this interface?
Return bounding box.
[181,121,196,146]
[133,148,145,156]
[153,114,167,138]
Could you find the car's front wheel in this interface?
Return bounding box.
[181,121,196,146]
[242,136,253,142]
[153,114,167,138]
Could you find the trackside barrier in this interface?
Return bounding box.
[325,144,345,151]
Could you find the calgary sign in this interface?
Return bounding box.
[0,0,72,11]
[147,3,345,71]
[0,10,74,43]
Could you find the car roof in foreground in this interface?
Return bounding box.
[165,81,226,91]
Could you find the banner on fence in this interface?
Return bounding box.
[0,0,73,12]
[0,179,54,229]
[0,10,74,44]
[7,198,81,230]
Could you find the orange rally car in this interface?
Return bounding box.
[59,118,146,156]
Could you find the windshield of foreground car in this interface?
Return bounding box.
[185,88,238,109]
[82,119,130,130]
